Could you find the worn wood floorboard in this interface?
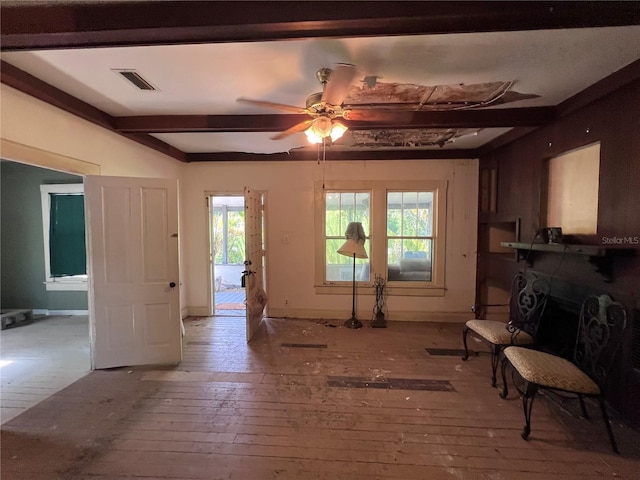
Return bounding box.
[0,315,90,424]
[2,316,640,479]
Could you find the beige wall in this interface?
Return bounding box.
[2,84,479,323]
[183,159,478,322]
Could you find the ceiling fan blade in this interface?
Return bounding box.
[321,63,357,106]
[271,119,313,140]
[343,108,414,123]
[237,97,308,114]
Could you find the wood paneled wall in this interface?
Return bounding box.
[478,79,640,427]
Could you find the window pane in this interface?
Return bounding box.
[403,203,417,236]
[387,191,433,237]
[325,240,370,282]
[387,239,432,282]
[49,194,86,277]
[325,192,342,236]
[418,192,433,236]
[354,192,370,232]
[387,192,402,237]
[326,191,370,238]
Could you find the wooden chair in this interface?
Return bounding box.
[462,273,549,386]
[500,294,627,453]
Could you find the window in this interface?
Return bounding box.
[315,180,446,296]
[387,191,433,282]
[324,191,370,282]
[40,184,87,291]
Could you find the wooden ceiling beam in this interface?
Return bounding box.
[2,1,639,51]
[114,108,555,133]
[185,148,480,163]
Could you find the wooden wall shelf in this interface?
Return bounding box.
[500,241,636,282]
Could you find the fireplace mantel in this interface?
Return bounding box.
[500,241,636,282]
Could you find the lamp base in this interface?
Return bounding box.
[344,316,363,329]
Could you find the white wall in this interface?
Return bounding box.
[183,159,478,322]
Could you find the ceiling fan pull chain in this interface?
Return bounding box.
[322,138,326,189]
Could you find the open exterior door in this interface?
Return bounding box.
[85,175,181,369]
[244,187,266,342]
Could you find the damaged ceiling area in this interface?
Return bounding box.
[344,80,537,148]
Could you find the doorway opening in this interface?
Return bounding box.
[209,195,246,317]
[0,160,90,423]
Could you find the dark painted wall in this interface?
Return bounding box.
[479,79,640,427]
[0,161,87,311]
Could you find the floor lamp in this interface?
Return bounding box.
[337,222,368,329]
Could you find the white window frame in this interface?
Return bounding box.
[314,180,446,296]
[40,184,87,291]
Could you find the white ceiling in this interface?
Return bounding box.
[3,25,640,154]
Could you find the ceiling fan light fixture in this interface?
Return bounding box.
[330,121,348,142]
[305,127,323,144]
[304,116,348,144]
[312,116,333,137]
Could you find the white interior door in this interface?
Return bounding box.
[244,187,266,342]
[85,175,181,369]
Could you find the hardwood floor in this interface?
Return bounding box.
[2,315,640,479]
[0,315,90,424]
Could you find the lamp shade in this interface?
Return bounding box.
[337,238,368,259]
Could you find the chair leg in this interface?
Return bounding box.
[598,397,619,454]
[490,344,502,387]
[521,382,538,440]
[461,326,470,361]
[499,356,509,399]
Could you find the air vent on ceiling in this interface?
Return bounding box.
[114,69,156,91]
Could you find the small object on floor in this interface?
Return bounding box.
[370,274,387,328]
[1,309,33,330]
[281,343,327,349]
[426,348,477,356]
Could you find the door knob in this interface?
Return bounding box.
[169,282,176,288]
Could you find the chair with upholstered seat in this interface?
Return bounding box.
[500,294,627,453]
[462,273,549,386]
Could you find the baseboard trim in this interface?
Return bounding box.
[33,309,89,316]
[187,306,211,317]
[266,308,469,323]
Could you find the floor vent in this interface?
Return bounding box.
[632,309,640,371]
[425,348,477,356]
[281,343,327,348]
[328,376,454,391]
[187,341,213,345]
[114,70,156,91]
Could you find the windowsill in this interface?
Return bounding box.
[45,281,88,291]
[315,284,445,297]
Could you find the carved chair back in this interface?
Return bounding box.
[507,273,550,341]
[574,294,627,388]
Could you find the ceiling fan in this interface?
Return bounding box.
[237,64,408,144]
